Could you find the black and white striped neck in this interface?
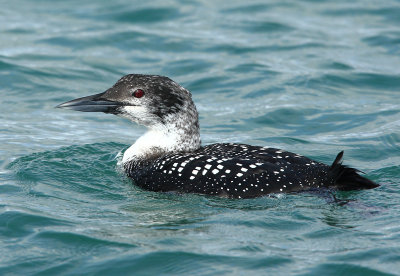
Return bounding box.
[122,104,201,163]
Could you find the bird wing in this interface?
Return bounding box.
[128,143,330,198]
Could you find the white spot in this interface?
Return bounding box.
[250,164,256,168]
[212,169,219,174]
[217,160,223,163]
[173,163,178,167]
[225,169,231,173]
[202,170,208,175]
[241,168,248,172]
[205,164,212,170]
[236,163,243,166]
[178,167,184,172]
[192,170,198,175]
[237,173,243,177]
[217,164,224,169]
[190,176,195,180]
[273,171,279,174]
[280,168,285,172]
[277,155,282,159]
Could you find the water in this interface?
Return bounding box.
[1,0,400,274]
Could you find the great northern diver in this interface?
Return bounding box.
[57,74,379,198]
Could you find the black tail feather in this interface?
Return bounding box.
[329,151,379,191]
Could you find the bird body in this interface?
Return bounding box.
[57,74,378,198]
[124,143,333,198]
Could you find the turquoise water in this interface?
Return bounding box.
[1,0,400,274]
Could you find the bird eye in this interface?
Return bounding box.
[133,89,144,98]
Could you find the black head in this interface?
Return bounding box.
[57,74,194,126]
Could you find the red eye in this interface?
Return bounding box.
[133,89,144,98]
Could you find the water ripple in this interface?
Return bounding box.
[1,0,400,275]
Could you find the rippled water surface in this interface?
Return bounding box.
[1,0,400,275]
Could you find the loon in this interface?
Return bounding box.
[57,74,379,198]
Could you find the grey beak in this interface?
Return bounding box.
[56,92,122,113]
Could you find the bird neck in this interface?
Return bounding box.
[122,109,201,163]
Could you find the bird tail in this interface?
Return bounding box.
[329,151,379,191]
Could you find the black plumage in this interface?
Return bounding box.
[124,143,378,198]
